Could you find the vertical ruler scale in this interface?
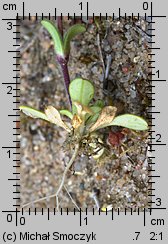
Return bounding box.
[1,3,20,213]
[12,17,21,208]
[3,10,21,210]
[0,0,167,243]
[146,2,160,208]
[147,1,167,220]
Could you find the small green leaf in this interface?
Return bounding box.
[90,106,102,114]
[63,24,86,55]
[69,78,94,106]
[86,100,104,124]
[86,106,102,124]
[94,100,105,108]
[41,20,64,56]
[60,109,73,119]
[20,106,48,121]
[111,114,148,131]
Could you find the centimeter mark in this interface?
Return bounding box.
[1,1,167,22]
[2,206,166,227]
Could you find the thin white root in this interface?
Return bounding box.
[22,185,80,211]
[22,144,79,211]
[22,193,56,209]
[56,143,79,211]
[64,185,80,211]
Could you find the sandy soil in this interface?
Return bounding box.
[18,16,151,211]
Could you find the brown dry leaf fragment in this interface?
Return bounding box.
[73,101,93,116]
[89,106,117,132]
[72,114,83,129]
[82,105,93,115]
[45,106,71,132]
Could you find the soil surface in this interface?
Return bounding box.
[18,16,152,211]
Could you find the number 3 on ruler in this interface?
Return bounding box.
[7,22,12,30]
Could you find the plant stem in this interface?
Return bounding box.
[56,143,79,211]
[57,55,72,107]
[56,17,72,107]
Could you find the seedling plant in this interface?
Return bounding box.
[20,19,148,211]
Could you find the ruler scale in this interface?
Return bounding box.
[0,0,167,243]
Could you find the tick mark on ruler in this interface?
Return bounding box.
[8,178,20,181]
[2,146,20,149]
[143,208,146,226]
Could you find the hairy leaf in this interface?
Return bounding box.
[45,106,71,132]
[69,78,94,106]
[41,20,64,56]
[63,24,86,55]
[20,106,48,121]
[110,114,148,131]
[89,106,117,132]
[59,110,73,119]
